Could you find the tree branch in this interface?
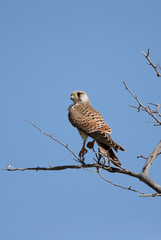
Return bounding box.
[3,119,161,197]
[139,193,161,197]
[4,158,161,194]
[142,141,161,174]
[3,164,97,172]
[25,119,79,160]
[149,103,161,118]
[123,81,161,126]
[137,155,148,160]
[97,170,145,195]
[3,162,145,195]
[141,49,161,77]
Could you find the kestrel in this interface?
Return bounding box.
[68,90,125,167]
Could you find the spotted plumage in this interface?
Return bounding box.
[68,90,125,167]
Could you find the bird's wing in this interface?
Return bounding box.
[68,102,111,134]
[89,131,125,152]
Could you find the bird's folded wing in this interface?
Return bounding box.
[89,131,125,152]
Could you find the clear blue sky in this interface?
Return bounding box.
[1,1,161,239]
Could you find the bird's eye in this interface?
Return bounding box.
[77,92,81,97]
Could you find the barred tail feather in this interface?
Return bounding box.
[97,142,122,167]
[113,140,126,152]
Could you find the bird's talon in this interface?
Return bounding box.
[87,140,95,149]
[79,148,88,158]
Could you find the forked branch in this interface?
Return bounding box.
[123,82,161,126]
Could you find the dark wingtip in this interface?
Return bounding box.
[120,146,126,152]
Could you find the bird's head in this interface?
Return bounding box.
[70,91,89,104]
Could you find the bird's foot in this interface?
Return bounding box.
[87,140,95,149]
[79,147,88,158]
[79,147,88,163]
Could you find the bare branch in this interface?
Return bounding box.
[3,156,161,194]
[3,163,99,172]
[142,141,161,174]
[139,193,161,197]
[97,170,145,195]
[149,103,161,118]
[141,49,161,77]
[3,163,145,195]
[25,119,79,161]
[23,121,161,195]
[123,82,161,126]
[137,155,148,160]
[3,119,161,197]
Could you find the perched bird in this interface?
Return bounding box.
[68,90,125,167]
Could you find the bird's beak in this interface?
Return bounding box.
[70,94,74,100]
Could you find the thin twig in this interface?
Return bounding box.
[141,49,161,77]
[137,155,148,160]
[25,119,79,160]
[149,103,161,117]
[97,170,145,195]
[123,82,161,126]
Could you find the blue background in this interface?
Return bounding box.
[1,1,161,239]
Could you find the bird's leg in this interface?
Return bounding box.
[87,140,95,149]
[79,140,88,159]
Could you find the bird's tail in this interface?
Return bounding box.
[110,138,125,152]
[97,142,122,167]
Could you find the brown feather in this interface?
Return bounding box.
[68,102,111,134]
[97,142,122,167]
[89,131,125,152]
